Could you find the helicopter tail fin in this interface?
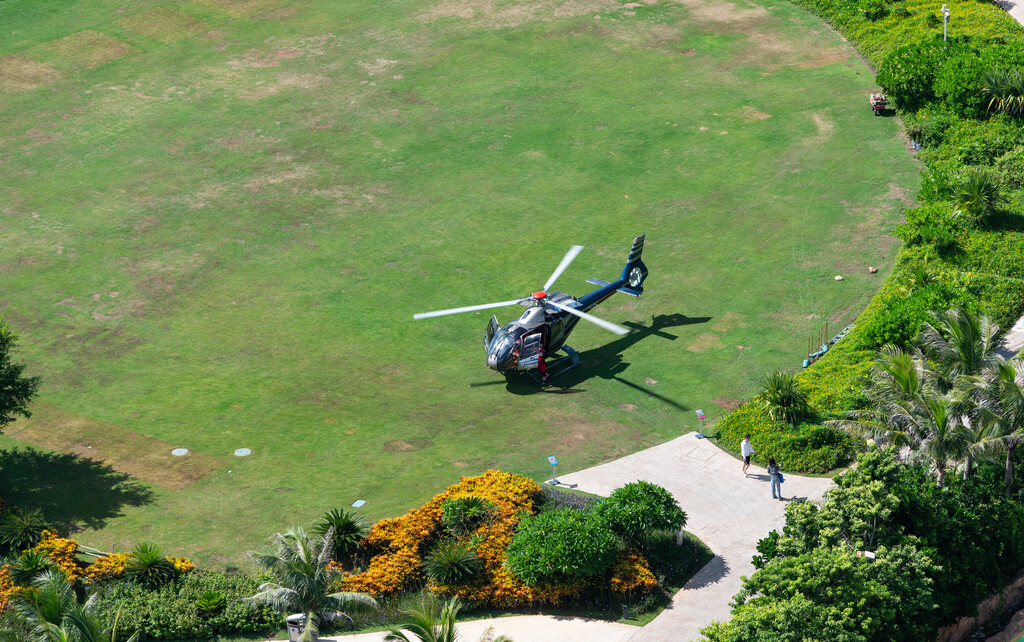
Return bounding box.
[619,234,648,294]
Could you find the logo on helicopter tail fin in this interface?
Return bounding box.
[621,234,648,291]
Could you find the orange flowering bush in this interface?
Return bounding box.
[339,470,541,600]
[608,550,658,597]
[83,553,130,584]
[32,530,80,583]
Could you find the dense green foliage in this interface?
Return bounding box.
[0,507,49,555]
[702,448,1024,641]
[757,371,811,425]
[312,509,369,563]
[594,482,687,549]
[125,542,177,589]
[713,403,856,473]
[424,540,482,586]
[505,509,619,586]
[0,319,40,433]
[440,497,497,537]
[94,570,279,640]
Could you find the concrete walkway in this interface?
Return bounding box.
[303,435,833,642]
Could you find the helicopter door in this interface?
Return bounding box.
[484,315,499,350]
[518,332,543,369]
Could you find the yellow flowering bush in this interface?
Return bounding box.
[169,556,196,575]
[0,565,24,612]
[83,553,130,584]
[339,470,541,599]
[609,550,658,597]
[32,530,80,583]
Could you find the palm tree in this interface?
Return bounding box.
[950,169,1004,225]
[829,345,930,449]
[4,568,138,642]
[384,597,510,642]
[916,309,1001,478]
[916,309,1000,391]
[758,370,810,424]
[976,359,1024,493]
[984,67,1024,116]
[245,526,379,642]
[312,508,368,563]
[918,396,972,487]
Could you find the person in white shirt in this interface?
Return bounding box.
[741,434,755,476]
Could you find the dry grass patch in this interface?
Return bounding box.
[686,332,726,352]
[117,7,211,43]
[419,0,635,28]
[196,0,285,19]
[6,404,223,490]
[0,55,62,93]
[34,31,138,71]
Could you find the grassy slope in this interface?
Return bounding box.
[0,0,917,566]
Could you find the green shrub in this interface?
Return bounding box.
[95,569,279,639]
[641,530,713,588]
[9,549,54,586]
[440,496,497,536]
[312,508,369,562]
[505,509,618,585]
[713,404,856,474]
[126,542,177,589]
[796,340,873,416]
[195,589,226,617]
[594,482,687,548]
[995,146,1024,189]
[424,540,482,585]
[757,370,811,424]
[0,507,50,554]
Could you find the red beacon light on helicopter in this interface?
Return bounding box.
[533,291,548,300]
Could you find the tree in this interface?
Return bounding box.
[976,359,1024,493]
[594,481,687,549]
[4,568,139,642]
[0,318,41,433]
[384,597,510,642]
[504,509,618,585]
[245,526,379,642]
[311,508,368,562]
[916,309,1001,477]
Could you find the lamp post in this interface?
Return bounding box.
[941,4,950,42]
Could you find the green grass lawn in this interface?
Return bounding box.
[0,0,918,567]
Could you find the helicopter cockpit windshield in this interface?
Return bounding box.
[486,325,520,372]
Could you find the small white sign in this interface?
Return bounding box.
[352,500,366,508]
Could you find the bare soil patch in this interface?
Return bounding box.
[687,332,726,353]
[117,8,211,43]
[710,311,749,333]
[383,440,432,452]
[712,397,743,411]
[0,55,62,93]
[196,0,285,19]
[34,31,138,71]
[6,404,223,490]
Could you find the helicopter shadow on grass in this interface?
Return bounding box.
[499,312,711,407]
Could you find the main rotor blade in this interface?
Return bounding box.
[543,245,585,292]
[546,299,629,335]
[414,299,527,320]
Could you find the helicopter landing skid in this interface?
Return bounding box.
[529,346,581,384]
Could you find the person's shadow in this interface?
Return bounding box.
[0,447,153,532]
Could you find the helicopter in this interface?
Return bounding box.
[414,235,649,378]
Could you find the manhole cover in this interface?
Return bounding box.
[234,448,252,457]
[171,448,189,457]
